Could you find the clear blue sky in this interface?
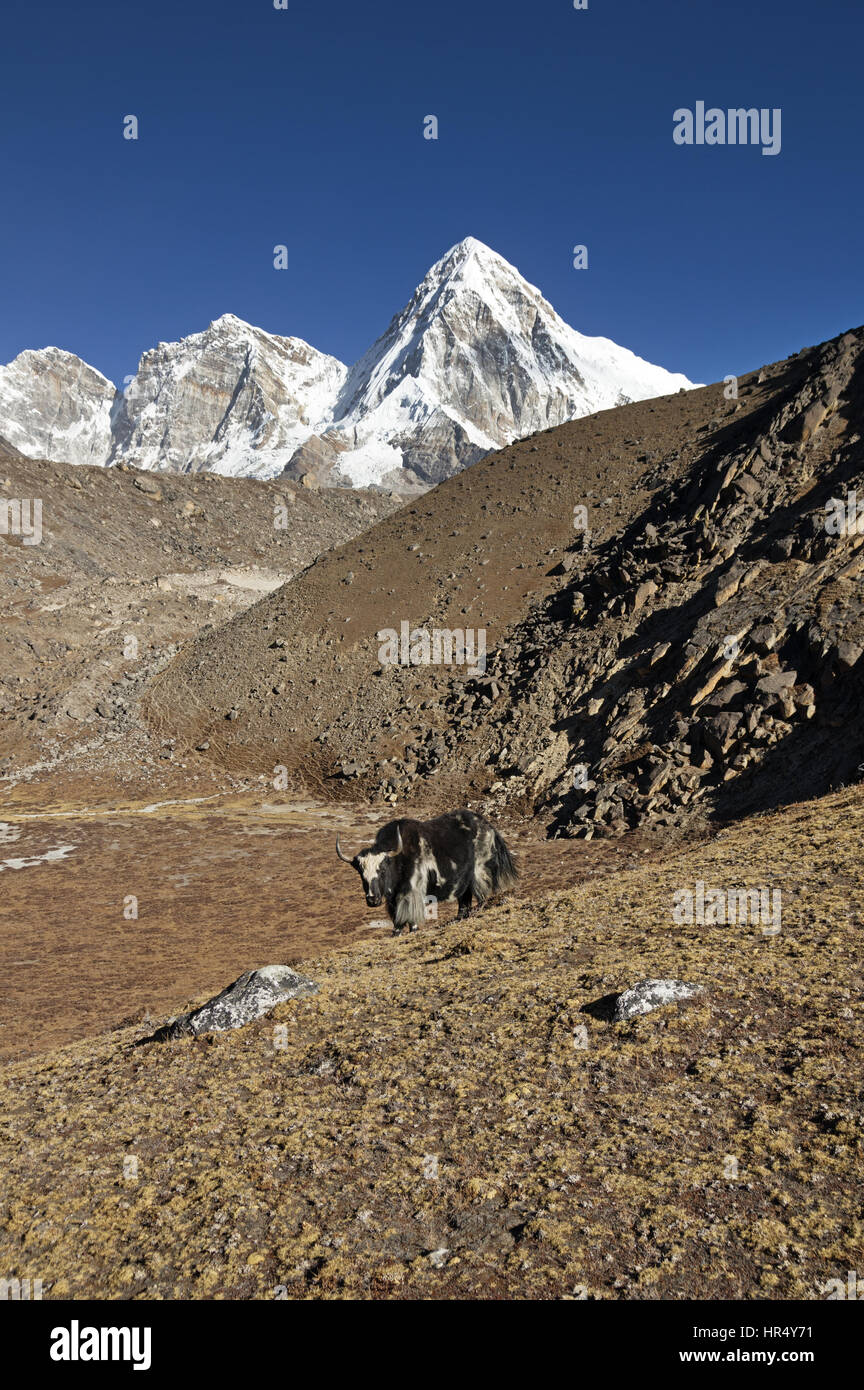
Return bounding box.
[0,0,861,389]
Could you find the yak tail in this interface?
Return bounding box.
[491,831,518,892]
[473,829,518,901]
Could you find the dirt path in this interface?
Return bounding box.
[0,795,651,1062]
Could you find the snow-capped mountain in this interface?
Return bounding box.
[0,239,695,489]
[109,315,348,479]
[316,237,693,486]
[0,348,116,468]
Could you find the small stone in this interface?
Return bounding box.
[749,624,776,652]
[836,641,862,670]
[632,579,658,613]
[713,570,742,607]
[706,680,747,708]
[133,475,163,498]
[756,669,797,696]
[734,473,761,499]
[612,979,704,1022]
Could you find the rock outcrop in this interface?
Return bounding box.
[110,316,348,479]
[146,965,319,1041]
[466,328,864,837]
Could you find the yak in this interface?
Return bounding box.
[336,809,517,935]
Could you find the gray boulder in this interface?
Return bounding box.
[146,965,318,1041]
[612,978,703,1022]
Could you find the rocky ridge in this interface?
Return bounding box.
[456,328,864,837]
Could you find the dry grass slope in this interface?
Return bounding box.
[2,785,862,1300]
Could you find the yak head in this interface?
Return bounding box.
[336,826,403,908]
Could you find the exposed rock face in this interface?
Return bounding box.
[280,430,353,489]
[612,979,704,1022]
[147,965,319,1041]
[110,316,348,479]
[0,348,117,467]
[0,240,695,488]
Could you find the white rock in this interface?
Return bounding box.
[612,978,704,1022]
[149,964,318,1040]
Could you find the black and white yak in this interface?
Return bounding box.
[336,809,517,935]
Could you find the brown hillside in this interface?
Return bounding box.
[144,328,864,835]
[0,446,396,782]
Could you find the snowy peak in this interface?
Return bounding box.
[0,347,117,468]
[322,238,694,488]
[110,317,348,478]
[0,240,695,487]
[403,237,509,305]
[421,235,517,290]
[408,237,570,339]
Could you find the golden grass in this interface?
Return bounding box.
[1,786,863,1299]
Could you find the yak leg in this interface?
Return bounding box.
[456,888,473,920]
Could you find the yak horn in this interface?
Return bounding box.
[392,826,403,855]
[335,837,352,863]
